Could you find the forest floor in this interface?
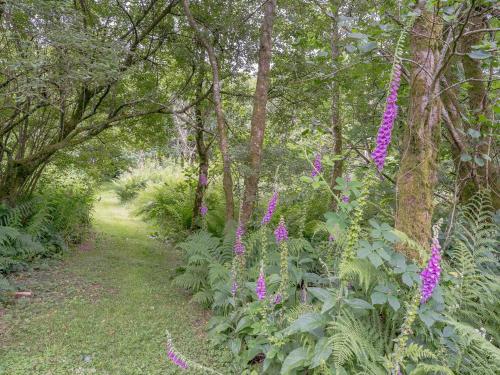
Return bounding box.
[0,190,233,374]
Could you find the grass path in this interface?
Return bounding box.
[0,191,232,374]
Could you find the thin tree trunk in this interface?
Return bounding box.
[182,0,235,222]
[458,11,499,208]
[240,0,277,227]
[329,0,343,210]
[395,6,443,261]
[192,75,209,227]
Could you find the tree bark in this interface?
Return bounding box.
[192,74,209,227]
[239,0,277,227]
[395,6,443,261]
[329,0,343,210]
[458,10,499,208]
[182,0,235,222]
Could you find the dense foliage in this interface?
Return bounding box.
[0,0,498,373]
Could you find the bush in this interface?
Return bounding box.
[112,163,183,203]
[0,171,95,275]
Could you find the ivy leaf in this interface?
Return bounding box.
[280,347,308,374]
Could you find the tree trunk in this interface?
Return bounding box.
[182,0,235,222]
[240,0,277,227]
[192,76,209,228]
[458,11,499,208]
[329,0,343,210]
[395,7,442,261]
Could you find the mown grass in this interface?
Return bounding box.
[0,190,235,374]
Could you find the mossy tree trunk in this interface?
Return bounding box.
[458,11,499,208]
[192,74,210,228]
[395,7,443,261]
[240,0,277,227]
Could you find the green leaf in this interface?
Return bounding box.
[460,153,472,162]
[359,41,377,53]
[300,176,313,183]
[285,313,326,335]
[371,292,387,305]
[474,156,485,167]
[368,253,383,268]
[357,247,370,259]
[229,338,242,354]
[376,247,391,261]
[467,50,492,60]
[402,272,414,287]
[235,316,252,333]
[310,337,332,368]
[348,32,367,39]
[308,287,332,302]
[280,347,308,374]
[345,298,374,310]
[467,129,481,138]
[388,296,400,311]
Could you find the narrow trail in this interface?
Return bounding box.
[0,191,231,374]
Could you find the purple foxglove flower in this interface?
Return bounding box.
[261,191,278,225]
[342,195,349,203]
[200,203,208,216]
[167,349,188,369]
[231,281,238,297]
[311,153,322,177]
[420,233,442,304]
[233,239,245,255]
[256,271,266,300]
[274,217,288,243]
[273,293,282,304]
[371,63,402,171]
[199,173,208,186]
[236,224,245,238]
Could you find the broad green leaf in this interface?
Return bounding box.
[285,313,326,335]
[280,347,308,374]
[388,296,400,311]
[402,272,414,287]
[368,252,383,268]
[345,298,374,310]
[371,292,387,305]
[310,337,332,368]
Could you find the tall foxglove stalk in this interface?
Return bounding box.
[311,153,322,177]
[256,263,267,300]
[371,24,411,171]
[261,191,278,225]
[420,219,443,304]
[275,217,289,300]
